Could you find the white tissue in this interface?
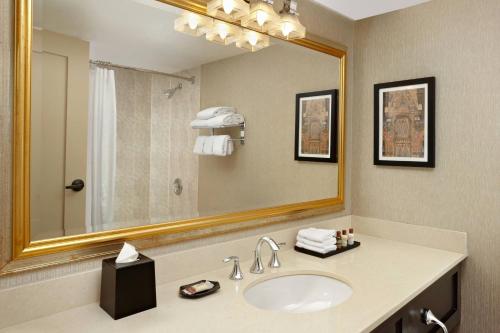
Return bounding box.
[115,242,139,264]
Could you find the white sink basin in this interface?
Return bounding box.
[244,274,352,313]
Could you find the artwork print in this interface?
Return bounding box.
[295,90,337,163]
[374,77,435,167]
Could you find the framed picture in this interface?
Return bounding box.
[374,77,435,168]
[294,89,338,163]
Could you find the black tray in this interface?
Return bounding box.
[294,241,361,258]
[179,280,220,299]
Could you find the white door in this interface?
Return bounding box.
[31,29,89,240]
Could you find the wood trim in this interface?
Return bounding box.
[5,0,347,274]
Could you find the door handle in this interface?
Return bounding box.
[65,179,85,192]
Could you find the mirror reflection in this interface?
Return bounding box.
[31,0,340,241]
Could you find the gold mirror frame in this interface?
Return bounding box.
[5,0,345,274]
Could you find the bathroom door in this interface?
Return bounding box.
[30,30,90,240]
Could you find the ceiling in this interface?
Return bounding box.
[312,0,430,20]
[33,0,251,73]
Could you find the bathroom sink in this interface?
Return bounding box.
[244,274,352,313]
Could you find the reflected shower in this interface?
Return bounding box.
[164,83,183,99]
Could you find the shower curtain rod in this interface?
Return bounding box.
[90,60,195,84]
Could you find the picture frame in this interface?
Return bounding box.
[374,77,435,168]
[294,89,338,163]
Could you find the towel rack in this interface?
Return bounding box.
[209,122,245,145]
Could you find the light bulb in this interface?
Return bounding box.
[222,0,234,14]
[255,10,268,26]
[187,15,198,30]
[218,25,229,39]
[281,22,293,37]
[247,32,258,46]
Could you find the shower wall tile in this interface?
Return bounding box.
[167,68,200,221]
[112,66,200,227]
[150,74,173,221]
[113,69,152,227]
[150,68,200,222]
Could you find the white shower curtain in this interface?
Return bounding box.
[85,67,117,232]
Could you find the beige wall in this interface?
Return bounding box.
[199,43,340,216]
[0,0,353,289]
[352,0,500,331]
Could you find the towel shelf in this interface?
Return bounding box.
[208,122,245,145]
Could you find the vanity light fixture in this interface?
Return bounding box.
[235,29,270,52]
[206,20,241,45]
[240,0,280,32]
[174,11,213,36]
[207,0,250,22]
[268,0,306,39]
[174,0,306,52]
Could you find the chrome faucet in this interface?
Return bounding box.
[250,236,283,274]
[223,256,244,280]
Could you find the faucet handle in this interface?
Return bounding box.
[223,256,243,280]
[268,242,284,268]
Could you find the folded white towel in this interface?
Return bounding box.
[193,136,206,155]
[212,135,234,156]
[196,107,235,120]
[297,228,336,243]
[227,139,234,155]
[191,113,244,129]
[296,235,337,249]
[296,241,337,254]
[202,136,214,155]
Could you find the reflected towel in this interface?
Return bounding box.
[202,136,214,155]
[297,228,336,243]
[296,236,337,249]
[212,135,233,156]
[190,113,244,128]
[193,136,207,155]
[196,107,235,120]
[296,241,337,254]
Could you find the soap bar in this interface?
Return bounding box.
[183,281,214,295]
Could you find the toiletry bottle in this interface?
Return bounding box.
[341,230,348,247]
[336,231,342,247]
[348,228,354,246]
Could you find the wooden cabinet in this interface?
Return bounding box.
[372,265,461,333]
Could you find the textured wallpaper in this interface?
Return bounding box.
[352,0,500,331]
[0,0,12,269]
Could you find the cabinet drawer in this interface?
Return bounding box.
[372,265,460,333]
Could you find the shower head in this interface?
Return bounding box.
[164,83,182,99]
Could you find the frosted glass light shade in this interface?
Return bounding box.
[240,1,279,32]
[174,11,213,37]
[206,20,241,45]
[269,12,305,39]
[207,0,250,22]
[235,29,270,52]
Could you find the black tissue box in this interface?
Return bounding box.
[100,254,157,320]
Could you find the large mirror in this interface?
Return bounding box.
[13,0,344,258]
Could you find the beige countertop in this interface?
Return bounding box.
[0,234,466,333]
